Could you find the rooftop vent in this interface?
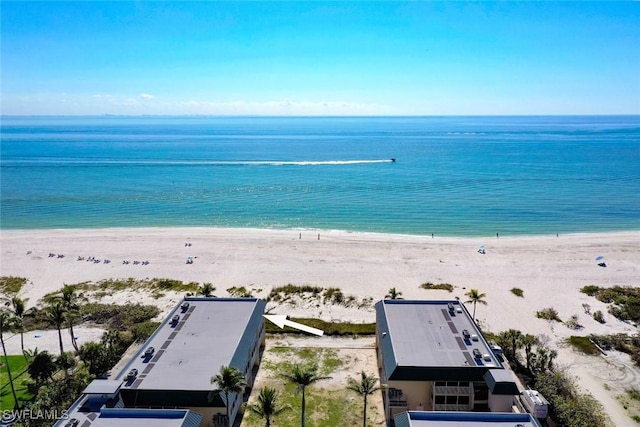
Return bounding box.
[181,302,190,312]
[65,419,79,427]
[471,334,479,341]
[171,314,180,325]
[473,349,482,359]
[456,307,463,313]
[127,368,138,380]
[483,354,492,361]
[447,302,454,312]
[144,347,155,358]
[462,329,471,339]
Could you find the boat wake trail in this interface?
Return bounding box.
[5,159,396,167]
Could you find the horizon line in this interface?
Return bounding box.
[2,114,639,118]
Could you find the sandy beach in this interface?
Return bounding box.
[1,227,639,424]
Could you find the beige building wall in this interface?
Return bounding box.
[185,406,223,427]
[388,380,432,411]
[488,393,514,412]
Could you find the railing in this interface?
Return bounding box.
[433,403,471,411]
[434,386,470,395]
[388,388,408,407]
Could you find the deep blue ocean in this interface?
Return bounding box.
[1,116,639,236]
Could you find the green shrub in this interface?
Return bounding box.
[580,285,601,296]
[536,307,562,322]
[535,370,607,427]
[627,388,640,401]
[80,303,160,329]
[129,321,160,342]
[582,285,640,323]
[593,310,605,323]
[510,287,524,297]
[420,282,454,292]
[565,314,582,330]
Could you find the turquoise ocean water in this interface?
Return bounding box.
[1,116,639,236]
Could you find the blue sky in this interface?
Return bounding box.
[2,1,639,115]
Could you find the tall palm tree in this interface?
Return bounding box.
[280,364,331,427]
[464,289,487,321]
[210,365,246,427]
[346,371,381,427]
[245,386,290,427]
[518,334,539,371]
[385,288,403,300]
[199,283,216,298]
[47,302,66,355]
[503,329,523,362]
[11,296,28,356]
[0,309,20,409]
[59,285,82,352]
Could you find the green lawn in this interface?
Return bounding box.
[1,354,33,410]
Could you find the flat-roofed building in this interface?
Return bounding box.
[57,297,266,427]
[375,300,519,418]
[67,408,203,427]
[394,411,541,427]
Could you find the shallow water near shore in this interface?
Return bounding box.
[1,115,639,235]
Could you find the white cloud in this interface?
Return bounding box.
[1,93,395,116]
[174,99,393,116]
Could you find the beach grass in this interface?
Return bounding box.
[419,282,454,292]
[244,346,362,427]
[266,284,373,309]
[227,286,255,298]
[566,336,600,355]
[42,278,200,302]
[0,276,27,295]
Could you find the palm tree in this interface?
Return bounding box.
[245,386,290,427]
[503,329,523,362]
[531,347,557,374]
[11,296,28,356]
[199,283,216,297]
[0,309,20,409]
[518,334,539,371]
[56,351,77,377]
[23,347,41,362]
[346,371,381,427]
[464,289,487,321]
[385,288,403,300]
[47,302,66,355]
[280,364,331,427]
[210,365,246,427]
[59,284,82,352]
